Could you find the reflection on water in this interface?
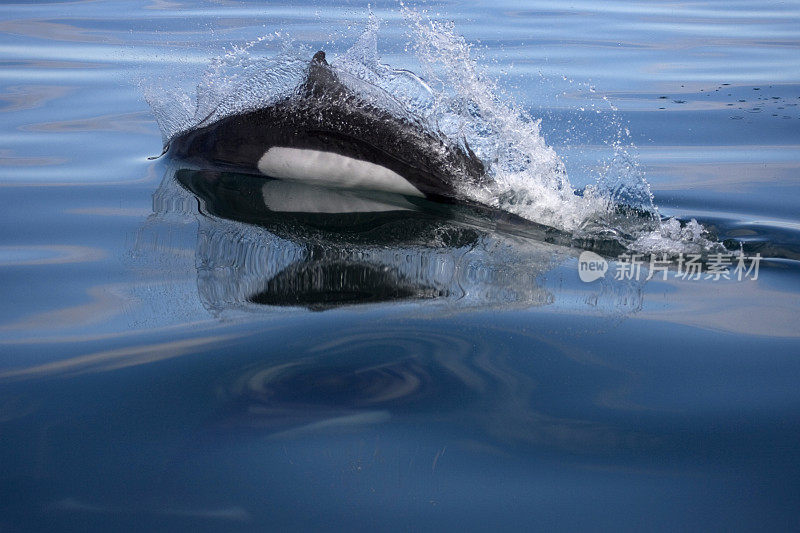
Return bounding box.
[10,165,653,453]
[127,168,651,455]
[135,166,644,318]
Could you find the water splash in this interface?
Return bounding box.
[143,7,722,255]
[397,6,606,231]
[143,33,308,145]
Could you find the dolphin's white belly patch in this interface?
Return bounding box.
[256,146,424,197]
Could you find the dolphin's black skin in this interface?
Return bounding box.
[166,51,487,202]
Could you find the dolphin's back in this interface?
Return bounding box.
[167,51,487,201]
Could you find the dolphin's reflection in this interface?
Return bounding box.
[135,168,648,453]
[150,167,567,313]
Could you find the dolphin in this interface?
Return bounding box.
[165,51,488,202]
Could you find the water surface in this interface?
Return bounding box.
[1,1,800,531]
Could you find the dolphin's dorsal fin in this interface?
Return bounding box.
[312,50,327,64]
[300,50,347,100]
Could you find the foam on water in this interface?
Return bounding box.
[144,7,723,255]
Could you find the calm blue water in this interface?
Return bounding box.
[2,1,800,531]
